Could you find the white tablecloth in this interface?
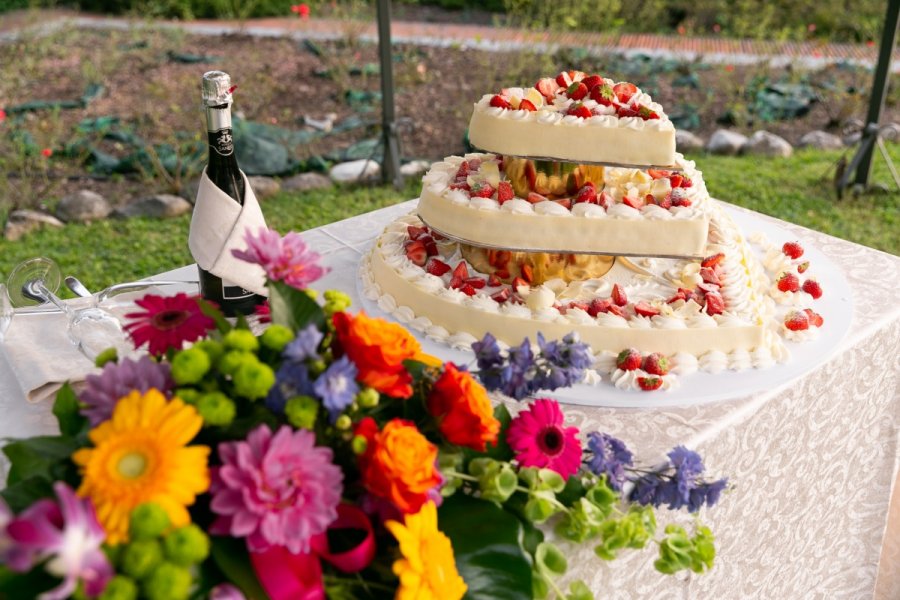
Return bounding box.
[1,200,898,599]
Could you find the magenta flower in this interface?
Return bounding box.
[231,228,327,290]
[506,398,582,479]
[79,356,173,425]
[210,424,343,554]
[5,482,112,600]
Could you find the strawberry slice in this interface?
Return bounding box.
[671,191,691,207]
[613,82,637,103]
[801,279,822,299]
[700,267,720,285]
[697,281,720,295]
[597,190,613,208]
[588,298,612,317]
[567,103,592,119]
[459,283,477,297]
[655,194,672,209]
[804,308,824,327]
[519,99,537,111]
[641,352,670,376]
[493,250,512,268]
[455,161,470,179]
[527,192,549,204]
[421,237,438,256]
[784,310,810,331]
[704,291,725,315]
[425,258,451,277]
[535,78,560,101]
[521,264,534,284]
[490,288,511,303]
[566,81,588,101]
[701,253,725,268]
[647,169,672,179]
[634,301,660,317]
[407,225,428,240]
[573,182,597,204]
[782,241,804,259]
[487,273,502,287]
[448,181,470,192]
[622,194,645,210]
[637,377,664,391]
[567,301,590,313]
[467,158,483,171]
[449,262,469,289]
[511,276,529,290]
[464,277,486,289]
[607,304,627,318]
[470,182,495,199]
[496,180,515,205]
[611,283,628,306]
[494,268,510,279]
[556,71,573,87]
[616,348,642,371]
[669,173,684,188]
[581,74,603,90]
[489,94,511,109]
[553,198,572,210]
[589,83,616,106]
[616,105,639,118]
[405,240,427,267]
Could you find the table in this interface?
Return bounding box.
[1,200,898,599]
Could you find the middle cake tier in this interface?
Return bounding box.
[417,152,711,258]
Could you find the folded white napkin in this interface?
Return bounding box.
[2,308,96,404]
[188,168,269,297]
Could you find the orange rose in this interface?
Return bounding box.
[356,418,441,514]
[428,363,500,452]
[333,311,428,398]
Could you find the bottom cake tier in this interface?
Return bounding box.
[361,199,826,392]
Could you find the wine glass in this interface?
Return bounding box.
[8,257,135,361]
[0,282,11,343]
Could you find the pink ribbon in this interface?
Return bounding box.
[249,505,376,600]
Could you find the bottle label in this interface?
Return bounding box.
[210,128,234,157]
[223,282,254,300]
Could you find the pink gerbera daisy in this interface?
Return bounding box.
[506,398,582,479]
[123,293,215,356]
[231,227,327,290]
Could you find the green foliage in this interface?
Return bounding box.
[210,536,272,600]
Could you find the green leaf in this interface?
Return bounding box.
[556,475,586,507]
[438,494,532,600]
[198,298,232,334]
[534,542,567,579]
[268,281,325,332]
[3,436,79,486]
[0,476,55,513]
[566,580,594,600]
[0,565,58,597]
[210,536,271,600]
[484,404,513,461]
[52,383,86,437]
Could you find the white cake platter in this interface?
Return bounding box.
[357,203,853,409]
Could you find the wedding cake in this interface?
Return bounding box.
[363,71,825,392]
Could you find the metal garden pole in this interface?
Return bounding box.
[376,0,403,188]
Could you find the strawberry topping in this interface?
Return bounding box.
[801,279,822,299]
[616,348,642,371]
[782,241,804,259]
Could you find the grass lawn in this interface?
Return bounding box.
[0,148,896,296]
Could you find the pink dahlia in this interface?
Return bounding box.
[231,227,327,290]
[210,424,343,554]
[506,398,582,479]
[5,482,112,600]
[124,293,215,356]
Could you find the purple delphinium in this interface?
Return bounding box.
[231,228,327,290]
[4,482,112,600]
[282,324,324,363]
[586,432,634,491]
[79,356,172,426]
[266,362,314,414]
[628,446,729,513]
[312,356,359,422]
[209,424,343,554]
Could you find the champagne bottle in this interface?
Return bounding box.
[196,70,265,316]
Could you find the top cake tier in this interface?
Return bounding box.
[468,71,677,168]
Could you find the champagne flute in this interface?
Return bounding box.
[8,257,135,361]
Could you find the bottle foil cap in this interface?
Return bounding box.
[201,71,233,107]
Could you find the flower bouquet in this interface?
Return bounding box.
[0,229,728,600]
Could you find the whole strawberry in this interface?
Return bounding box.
[784,310,810,331]
[776,272,800,293]
[782,241,804,259]
[616,348,642,371]
[801,279,823,299]
[637,377,663,391]
[641,352,670,376]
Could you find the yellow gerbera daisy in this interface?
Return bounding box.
[72,388,210,545]
[385,501,467,600]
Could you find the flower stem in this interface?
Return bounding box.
[323,574,394,593]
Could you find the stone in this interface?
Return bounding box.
[330,159,381,184]
[881,123,900,141]
[741,131,793,157]
[706,129,748,156]
[114,194,192,219]
[55,190,111,223]
[281,172,332,192]
[399,160,432,177]
[4,210,64,241]
[797,130,844,151]
[247,176,281,199]
[675,130,705,153]
[843,132,862,147]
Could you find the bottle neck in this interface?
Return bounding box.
[205,103,244,203]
